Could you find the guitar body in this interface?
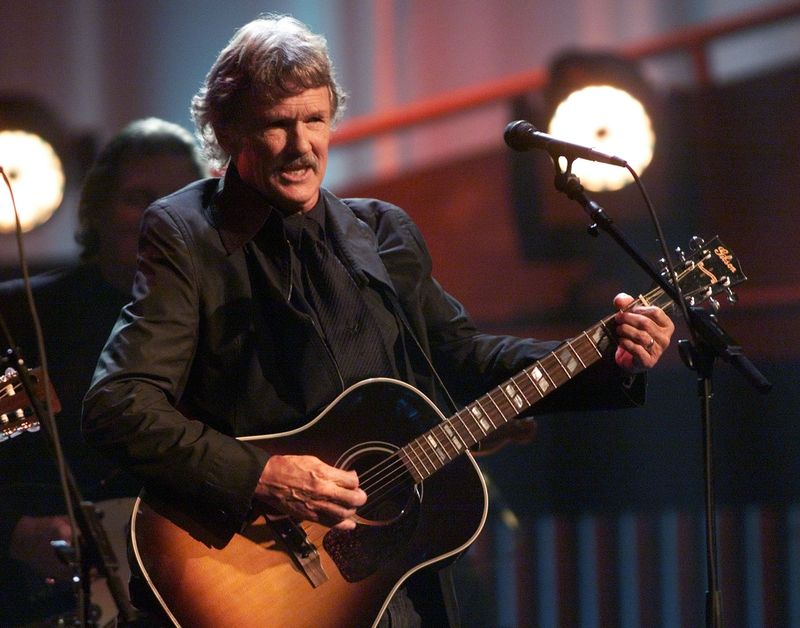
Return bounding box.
[131,378,488,627]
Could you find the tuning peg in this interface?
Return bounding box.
[689,236,705,251]
[718,276,739,304]
[673,247,687,264]
[709,296,720,312]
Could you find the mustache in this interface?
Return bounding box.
[280,155,318,173]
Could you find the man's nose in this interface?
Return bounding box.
[287,122,312,153]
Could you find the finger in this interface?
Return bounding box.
[616,337,652,363]
[615,320,657,349]
[259,455,355,496]
[302,465,366,507]
[332,519,358,531]
[281,472,366,516]
[304,497,360,523]
[615,337,658,373]
[633,304,673,333]
[300,480,366,509]
[327,483,367,508]
[615,309,669,351]
[53,517,72,541]
[637,308,673,337]
[616,305,658,327]
[286,494,359,530]
[613,292,635,310]
[323,465,362,490]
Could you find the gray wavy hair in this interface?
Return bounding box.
[190,14,347,169]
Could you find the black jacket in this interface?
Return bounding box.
[82,168,642,533]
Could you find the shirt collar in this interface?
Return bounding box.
[211,167,396,296]
[212,164,330,255]
[212,163,277,255]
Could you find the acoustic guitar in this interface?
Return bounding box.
[131,237,745,627]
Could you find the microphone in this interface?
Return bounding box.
[503,120,628,167]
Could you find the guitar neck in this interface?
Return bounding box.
[396,235,747,484]
[399,313,616,483]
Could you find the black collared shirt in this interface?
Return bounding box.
[280,194,403,385]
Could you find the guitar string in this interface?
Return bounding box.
[298,286,688,543]
[286,281,689,539]
[354,256,710,501]
[286,256,727,544]
[353,401,491,504]
[336,288,673,520]
[302,346,603,540]
[338,314,623,520]
[0,270,687,416]
[303,261,735,543]
[0,380,27,411]
[336,362,556,522]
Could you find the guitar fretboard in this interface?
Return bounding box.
[396,236,745,484]
[399,316,616,483]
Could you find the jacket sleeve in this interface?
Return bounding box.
[367,202,645,414]
[82,203,267,530]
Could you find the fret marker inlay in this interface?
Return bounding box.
[591,327,610,351]
[443,423,464,450]
[504,384,524,409]
[559,349,579,373]
[532,366,549,392]
[426,434,447,463]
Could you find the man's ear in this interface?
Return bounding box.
[217,126,243,162]
[217,138,235,161]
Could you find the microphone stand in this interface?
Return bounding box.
[0,336,138,626]
[548,159,771,628]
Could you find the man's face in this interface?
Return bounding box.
[232,86,331,214]
[98,153,200,275]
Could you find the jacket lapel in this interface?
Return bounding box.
[322,189,398,297]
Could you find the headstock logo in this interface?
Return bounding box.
[714,246,737,274]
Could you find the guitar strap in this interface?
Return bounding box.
[380,287,460,417]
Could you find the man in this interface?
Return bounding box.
[82,15,674,627]
[0,118,206,625]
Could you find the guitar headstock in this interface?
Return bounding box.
[646,236,747,312]
[0,367,61,441]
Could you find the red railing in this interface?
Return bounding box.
[331,2,800,146]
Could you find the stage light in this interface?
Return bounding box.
[545,51,656,192]
[0,97,67,233]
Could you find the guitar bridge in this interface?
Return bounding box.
[266,515,328,588]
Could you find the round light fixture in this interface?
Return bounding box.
[548,84,655,192]
[0,129,65,233]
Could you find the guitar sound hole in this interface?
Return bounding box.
[337,442,420,527]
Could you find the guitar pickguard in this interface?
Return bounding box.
[324,499,419,583]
